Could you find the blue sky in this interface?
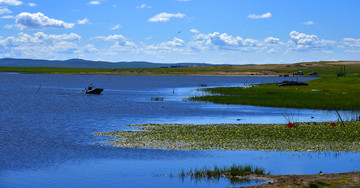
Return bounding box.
[0,0,360,64]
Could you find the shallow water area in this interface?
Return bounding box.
[1,74,359,188]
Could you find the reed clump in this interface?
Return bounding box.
[172,164,266,179]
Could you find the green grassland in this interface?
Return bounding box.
[2,61,359,76]
[191,76,360,110]
[95,121,360,152]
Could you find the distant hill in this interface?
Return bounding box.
[0,58,219,69]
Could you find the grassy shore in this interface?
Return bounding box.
[2,61,359,76]
[191,76,360,110]
[170,165,360,187]
[95,121,360,152]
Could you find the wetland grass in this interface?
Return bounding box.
[171,165,267,183]
[95,121,360,152]
[190,77,360,110]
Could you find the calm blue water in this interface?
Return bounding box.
[1,73,359,188]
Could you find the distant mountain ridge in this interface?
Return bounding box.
[0,58,219,69]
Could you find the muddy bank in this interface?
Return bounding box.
[243,171,360,187]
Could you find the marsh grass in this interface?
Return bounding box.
[190,77,360,110]
[95,121,360,152]
[170,165,267,185]
[150,97,164,101]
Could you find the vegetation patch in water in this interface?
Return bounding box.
[169,164,267,185]
[95,121,360,151]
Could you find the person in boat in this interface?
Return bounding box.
[87,84,93,90]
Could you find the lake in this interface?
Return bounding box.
[1,73,359,188]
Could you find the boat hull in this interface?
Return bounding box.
[86,88,103,94]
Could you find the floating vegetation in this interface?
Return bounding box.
[170,165,267,185]
[150,97,165,101]
[177,165,267,178]
[95,121,360,152]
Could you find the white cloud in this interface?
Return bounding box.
[15,12,75,30]
[303,21,315,25]
[4,24,13,28]
[137,4,151,9]
[148,12,185,23]
[190,29,199,33]
[1,15,14,19]
[88,1,100,5]
[82,44,98,53]
[0,32,81,56]
[111,24,122,30]
[343,38,360,48]
[165,37,185,47]
[288,31,336,51]
[0,0,22,6]
[77,18,90,25]
[96,34,137,48]
[28,2,36,7]
[191,32,263,51]
[143,38,187,55]
[248,12,272,19]
[264,37,281,44]
[0,8,11,14]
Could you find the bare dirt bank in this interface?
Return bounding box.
[242,171,360,187]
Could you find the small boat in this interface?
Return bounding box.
[276,81,308,87]
[85,85,103,94]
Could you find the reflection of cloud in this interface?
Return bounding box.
[149,12,185,23]
[15,12,74,30]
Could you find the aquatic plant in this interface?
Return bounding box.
[95,121,360,152]
[150,97,164,101]
[172,164,267,185]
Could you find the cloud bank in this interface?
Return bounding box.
[15,12,75,30]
